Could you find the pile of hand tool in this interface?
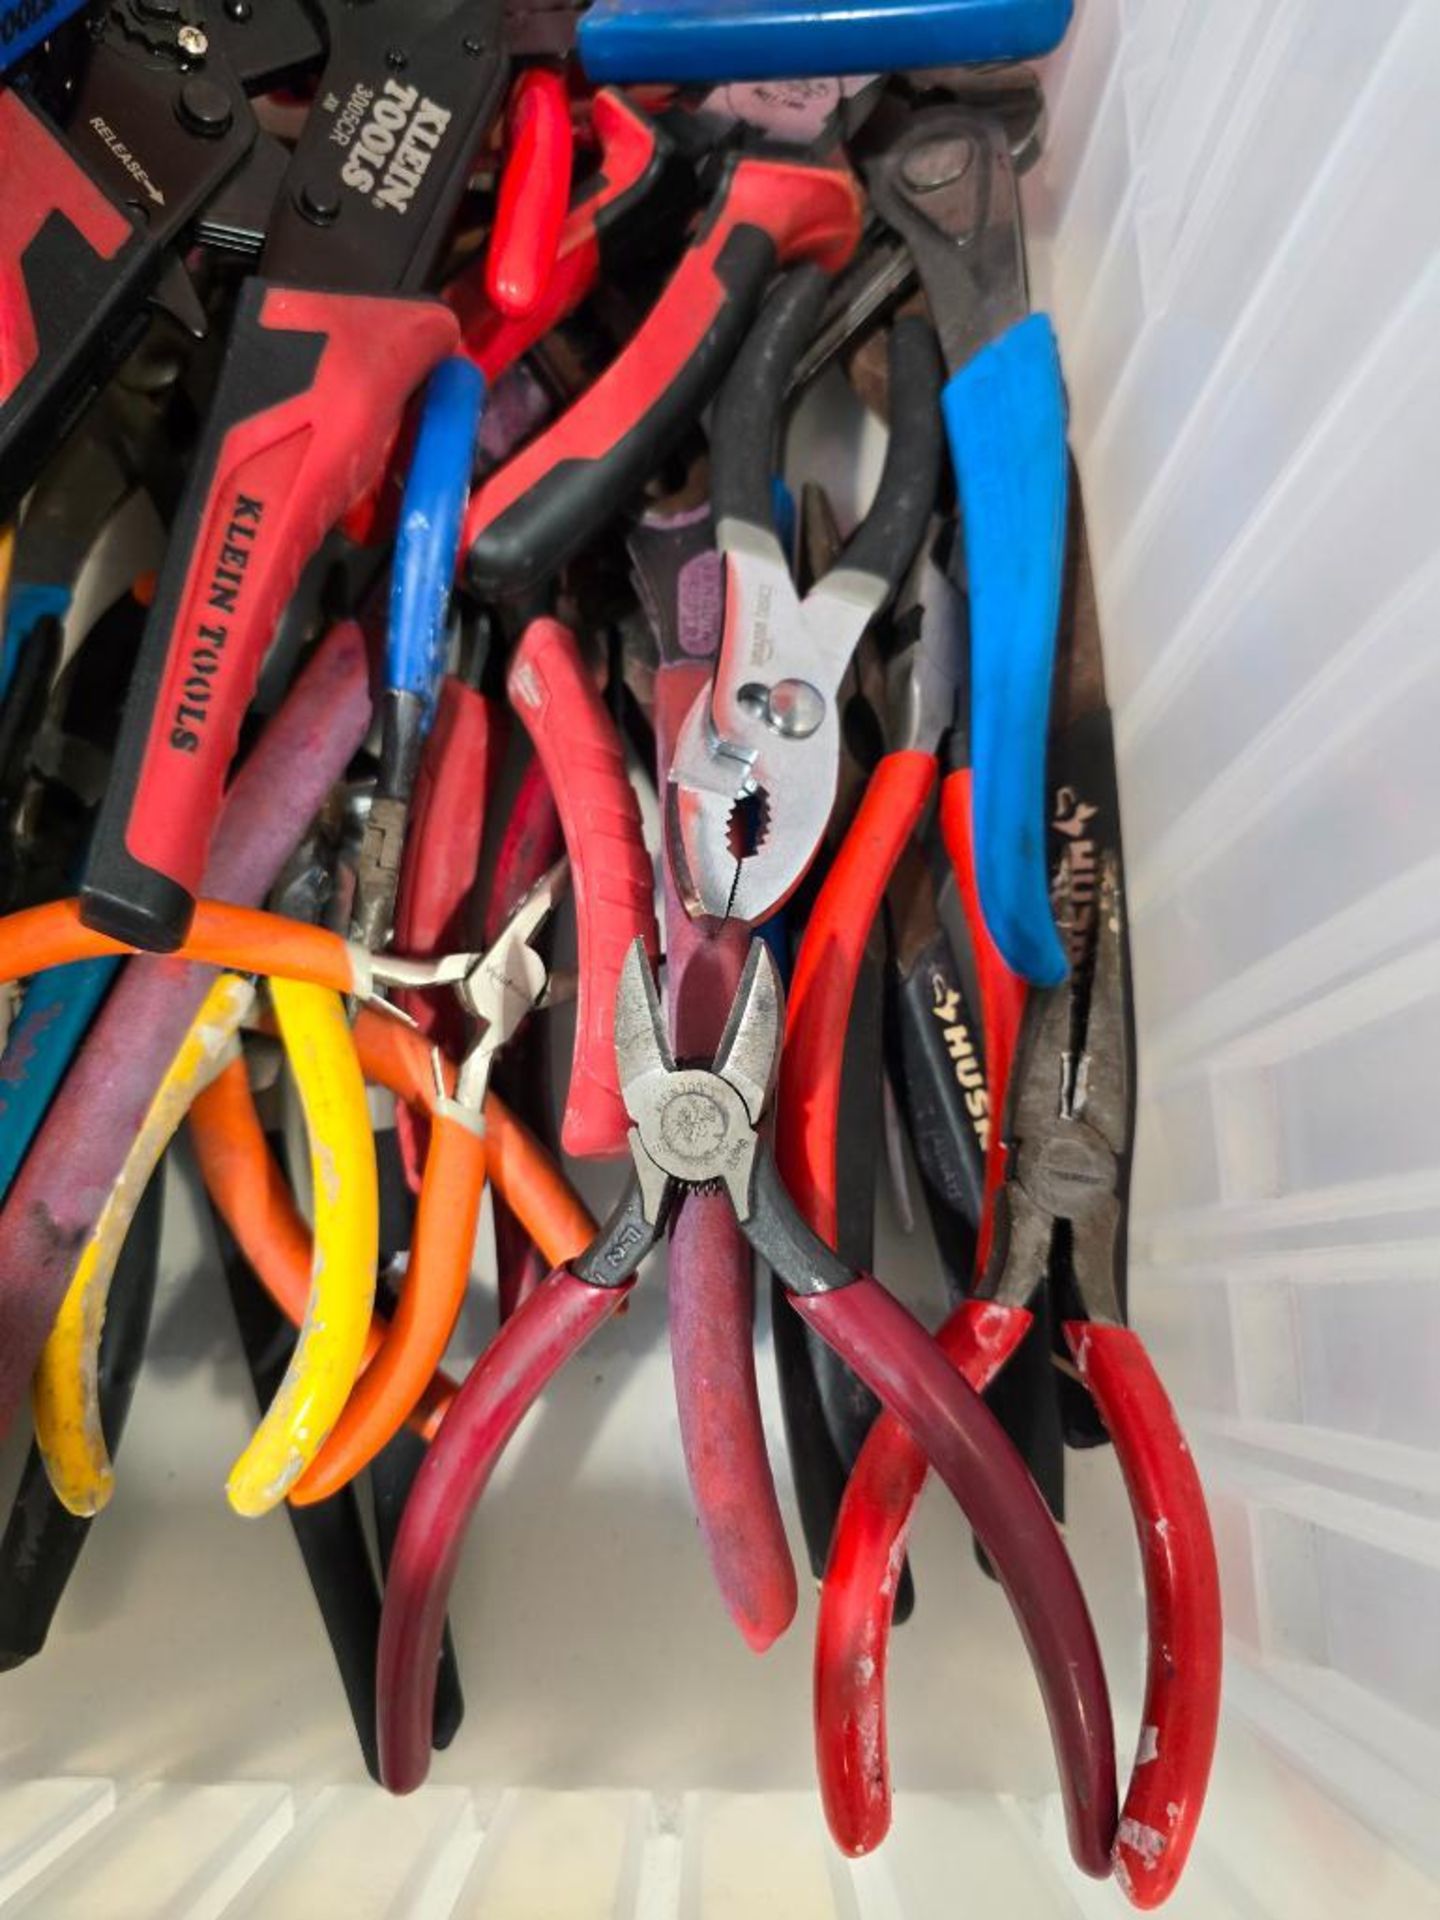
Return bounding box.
[0,2,1220,1904]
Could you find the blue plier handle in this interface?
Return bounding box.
[579,0,1070,83]
[387,357,487,723]
[867,105,1070,988]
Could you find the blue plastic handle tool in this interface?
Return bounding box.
[0,582,69,705]
[0,0,90,75]
[945,312,1070,988]
[579,0,1070,83]
[0,958,117,1202]
[388,358,486,722]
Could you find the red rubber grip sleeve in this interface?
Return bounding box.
[508,617,658,1158]
[779,749,936,1245]
[483,751,564,947]
[452,90,660,383]
[486,71,574,320]
[377,1267,631,1792]
[0,89,135,409]
[940,767,1027,1272]
[815,1299,1033,1856]
[393,677,503,1186]
[1066,1321,1222,1907]
[462,156,862,594]
[80,281,457,950]
[396,679,502,967]
[792,1279,1118,1879]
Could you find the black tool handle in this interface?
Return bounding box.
[217,1218,385,1780]
[0,1170,163,1670]
[890,926,987,1231]
[0,88,150,521]
[710,262,829,535]
[834,316,944,591]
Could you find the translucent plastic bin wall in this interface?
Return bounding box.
[2,2,1439,1915]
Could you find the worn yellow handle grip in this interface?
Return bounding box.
[226,978,378,1517]
[33,973,257,1517]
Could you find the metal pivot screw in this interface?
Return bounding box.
[901,135,976,194]
[738,678,826,739]
[177,77,232,136]
[297,183,340,226]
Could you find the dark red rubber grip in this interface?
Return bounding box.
[940,767,1028,1271]
[393,678,502,1187]
[1066,1322,1222,1907]
[793,1280,1118,1878]
[814,1299,1033,1855]
[80,281,457,950]
[487,70,574,320]
[377,1267,630,1792]
[508,617,658,1157]
[780,749,935,1245]
[397,679,500,965]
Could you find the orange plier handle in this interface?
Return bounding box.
[190,1010,595,1479]
[0,899,364,996]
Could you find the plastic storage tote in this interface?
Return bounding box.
[2,0,1439,1913]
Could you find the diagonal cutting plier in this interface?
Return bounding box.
[374,938,1119,1883]
[289,864,569,1503]
[627,470,796,1651]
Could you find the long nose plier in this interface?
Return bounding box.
[816,856,1222,1906]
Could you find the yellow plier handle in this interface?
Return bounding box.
[225,978,378,1517]
[33,973,257,1516]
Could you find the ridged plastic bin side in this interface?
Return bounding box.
[2,1,1439,1913]
[1027,0,1440,1910]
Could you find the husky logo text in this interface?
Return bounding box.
[930,973,989,1150]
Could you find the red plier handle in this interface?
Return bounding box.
[1066,1322,1222,1906]
[463,156,862,595]
[779,749,936,1239]
[507,617,658,1158]
[79,285,458,952]
[485,70,574,321]
[452,88,667,383]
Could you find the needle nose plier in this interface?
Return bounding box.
[667,264,942,926]
[816,856,1222,1905]
[375,940,1119,1883]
